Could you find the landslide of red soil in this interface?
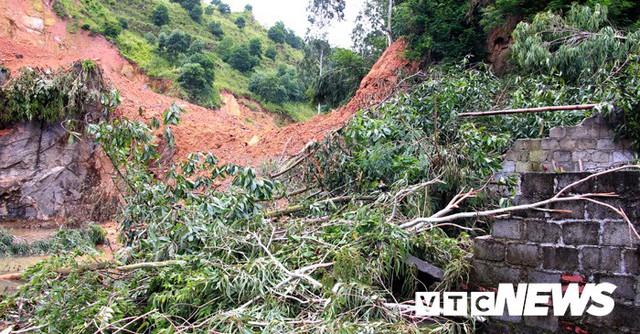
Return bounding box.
[0,0,418,166]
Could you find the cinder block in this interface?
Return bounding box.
[580,246,622,273]
[529,150,548,162]
[520,173,556,198]
[542,246,579,271]
[474,236,506,262]
[472,260,524,287]
[516,162,533,173]
[493,219,523,240]
[567,126,591,139]
[549,127,566,139]
[597,138,617,150]
[553,151,572,162]
[562,221,600,245]
[612,151,635,164]
[554,172,594,194]
[502,161,516,174]
[541,140,559,150]
[547,201,585,220]
[523,315,558,331]
[576,140,597,150]
[623,248,639,275]
[506,243,540,267]
[524,219,561,243]
[527,270,561,283]
[585,199,624,220]
[559,139,577,150]
[601,221,639,247]
[595,274,636,301]
[591,151,611,163]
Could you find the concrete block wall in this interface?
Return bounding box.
[501,115,635,174]
[473,172,640,333]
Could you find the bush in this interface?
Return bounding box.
[249,38,262,57]
[118,17,128,29]
[228,45,259,72]
[208,21,224,38]
[178,63,212,99]
[265,46,277,60]
[235,17,246,29]
[268,22,286,43]
[159,29,191,58]
[52,0,67,18]
[204,5,214,15]
[245,4,253,12]
[218,3,230,14]
[101,20,122,39]
[249,65,305,103]
[189,4,203,23]
[151,4,170,26]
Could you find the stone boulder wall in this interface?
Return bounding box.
[0,121,114,223]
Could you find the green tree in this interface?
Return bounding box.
[249,38,262,57]
[235,16,246,29]
[208,21,224,38]
[249,65,305,103]
[189,4,203,23]
[268,22,286,43]
[312,49,368,108]
[159,29,191,58]
[218,3,231,14]
[229,45,259,72]
[244,4,253,12]
[204,5,214,15]
[101,20,121,39]
[284,29,304,49]
[152,4,170,26]
[178,63,212,99]
[393,0,486,60]
[265,46,278,60]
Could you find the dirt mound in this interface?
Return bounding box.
[0,0,418,166]
[244,38,419,163]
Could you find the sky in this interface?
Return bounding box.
[222,0,364,48]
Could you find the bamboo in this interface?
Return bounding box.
[458,104,598,117]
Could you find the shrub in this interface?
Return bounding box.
[235,16,246,29]
[101,20,122,39]
[218,3,230,14]
[228,45,259,72]
[249,38,262,57]
[118,17,128,29]
[265,46,277,60]
[52,0,67,18]
[245,4,253,12]
[151,4,170,26]
[178,63,212,99]
[189,4,203,23]
[249,65,305,103]
[208,21,224,38]
[159,29,191,58]
[268,22,286,43]
[204,5,214,15]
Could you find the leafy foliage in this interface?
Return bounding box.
[0,224,106,257]
[249,65,306,104]
[312,48,369,108]
[0,61,108,129]
[151,4,170,26]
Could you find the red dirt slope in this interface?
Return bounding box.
[0,0,418,166]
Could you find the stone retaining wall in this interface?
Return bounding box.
[473,172,640,333]
[501,115,635,174]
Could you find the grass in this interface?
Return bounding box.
[52,0,313,121]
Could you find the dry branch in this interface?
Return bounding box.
[266,195,379,218]
[402,165,640,234]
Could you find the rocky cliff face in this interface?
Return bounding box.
[0,121,112,223]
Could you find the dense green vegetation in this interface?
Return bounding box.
[51,0,314,118]
[0,224,106,257]
[1,3,639,333]
[0,60,108,132]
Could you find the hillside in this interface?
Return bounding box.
[48,0,314,120]
[0,0,417,166]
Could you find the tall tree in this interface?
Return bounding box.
[306,0,345,113]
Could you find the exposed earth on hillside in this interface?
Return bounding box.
[0,0,418,166]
